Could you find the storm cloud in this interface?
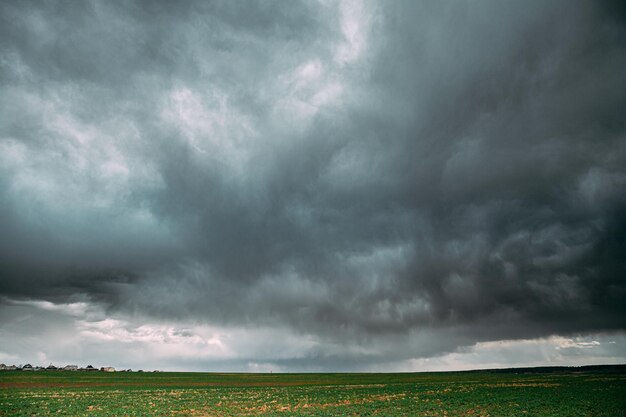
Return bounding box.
[1,0,625,370]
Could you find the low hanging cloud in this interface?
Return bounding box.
[1,0,625,370]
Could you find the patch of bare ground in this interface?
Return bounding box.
[86,405,103,412]
[171,392,408,416]
[464,406,491,417]
[271,392,407,412]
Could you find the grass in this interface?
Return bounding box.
[1,368,625,416]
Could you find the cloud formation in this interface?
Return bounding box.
[1,0,625,370]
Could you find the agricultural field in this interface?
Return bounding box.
[1,367,625,416]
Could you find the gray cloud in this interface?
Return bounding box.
[1,0,625,369]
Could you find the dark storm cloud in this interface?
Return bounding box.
[1,0,625,367]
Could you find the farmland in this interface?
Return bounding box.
[1,367,625,416]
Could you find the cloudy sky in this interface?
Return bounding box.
[1,0,625,372]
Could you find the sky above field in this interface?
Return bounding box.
[1,0,626,372]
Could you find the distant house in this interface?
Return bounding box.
[101,367,115,372]
[0,364,6,370]
[63,365,78,371]
[84,365,97,371]
[22,364,33,371]
[46,364,57,370]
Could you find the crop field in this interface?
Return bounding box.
[1,368,625,416]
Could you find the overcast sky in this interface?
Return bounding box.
[1,0,625,372]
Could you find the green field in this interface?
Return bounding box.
[1,368,625,416]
